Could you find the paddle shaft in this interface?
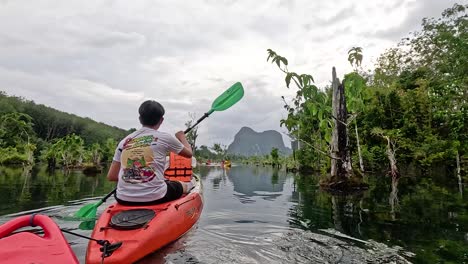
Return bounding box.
[101,188,116,203]
[184,112,210,134]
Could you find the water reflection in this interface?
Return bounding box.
[0,165,115,216]
[227,166,287,203]
[389,176,400,221]
[457,172,463,198]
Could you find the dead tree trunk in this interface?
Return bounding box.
[384,135,399,179]
[330,67,353,180]
[355,121,365,172]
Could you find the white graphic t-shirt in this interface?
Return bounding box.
[113,127,184,202]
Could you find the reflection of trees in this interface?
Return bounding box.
[228,166,286,200]
[457,170,463,198]
[290,175,299,203]
[196,166,226,190]
[0,165,115,215]
[287,175,332,230]
[18,165,33,206]
[389,177,399,221]
[363,176,468,263]
[287,170,467,263]
[331,196,344,232]
[271,169,279,185]
[330,194,364,236]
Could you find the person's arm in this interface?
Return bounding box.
[107,161,121,181]
[175,131,193,158]
[108,141,123,182]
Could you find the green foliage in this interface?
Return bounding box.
[0,112,37,165]
[0,147,28,164]
[268,49,332,170]
[365,3,468,169]
[270,148,279,165]
[0,92,128,144]
[0,112,35,147]
[88,143,102,166]
[185,113,198,151]
[268,4,467,174]
[0,92,128,166]
[348,47,363,69]
[210,143,227,160]
[44,134,85,168]
[195,145,216,161]
[102,138,117,162]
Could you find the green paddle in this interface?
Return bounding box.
[74,82,244,220]
[184,82,244,133]
[74,189,116,220]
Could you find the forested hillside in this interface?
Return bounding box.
[0,92,130,166]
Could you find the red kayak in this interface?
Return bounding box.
[0,214,79,264]
[86,154,203,264]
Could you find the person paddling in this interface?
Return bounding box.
[107,100,194,205]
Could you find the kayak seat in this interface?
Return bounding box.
[110,209,156,230]
[164,153,192,182]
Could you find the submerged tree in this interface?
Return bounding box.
[329,67,353,182]
[267,49,367,191]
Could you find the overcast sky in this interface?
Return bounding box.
[0,0,459,147]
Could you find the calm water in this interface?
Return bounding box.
[0,165,466,263]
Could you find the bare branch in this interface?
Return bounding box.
[282,132,341,160]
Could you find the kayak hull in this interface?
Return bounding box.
[0,214,79,264]
[86,175,203,264]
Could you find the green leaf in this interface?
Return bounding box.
[285,73,292,88]
[320,119,328,130]
[309,103,318,116]
[280,57,288,66]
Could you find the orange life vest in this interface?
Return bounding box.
[164,152,192,182]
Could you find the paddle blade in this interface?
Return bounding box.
[210,82,244,112]
[79,220,96,230]
[74,201,101,219]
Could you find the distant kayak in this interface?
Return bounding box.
[0,214,79,264]
[86,174,203,264]
[223,160,232,168]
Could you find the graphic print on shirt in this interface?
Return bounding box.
[120,135,159,184]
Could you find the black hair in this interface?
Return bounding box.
[138,100,165,126]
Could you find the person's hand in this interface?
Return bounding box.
[175,131,186,140]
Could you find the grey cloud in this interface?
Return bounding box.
[383,0,406,13]
[83,31,147,48]
[314,5,356,27]
[249,15,290,40]
[0,34,31,47]
[370,0,459,41]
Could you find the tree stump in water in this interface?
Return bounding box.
[320,67,368,193]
